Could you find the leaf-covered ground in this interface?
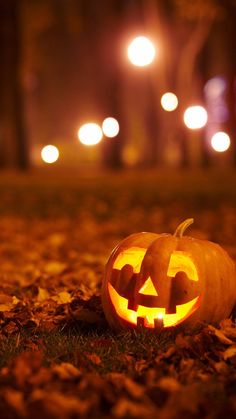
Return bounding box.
[0,168,236,419]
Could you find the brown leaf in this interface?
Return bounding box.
[175,333,191,348]
[72,307,102,324]
[86,353,102,365]
[112,397,156,418]
[222,345,236,360]
[135,359,148,373]
[219,319,236,340]
[4,321,19,334]
[29,367,52,386]
[208,325,234,345]
[3,388,26,417]
[12,351,43,387]
[213,361,229,374]
[123,377,145,399]
[158,376,181,392]
[30,389,90,418]
[52,362,81,380]
[155,345,176,362]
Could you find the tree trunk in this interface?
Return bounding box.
[0,0,29,169]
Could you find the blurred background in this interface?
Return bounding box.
[0,0,236,171]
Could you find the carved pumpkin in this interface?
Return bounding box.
[102,219,236,330]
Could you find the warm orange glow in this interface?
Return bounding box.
[109,249,200,328]
[41,145,59,164]
[127,36,156,67]
[102,117,119,138]
[139,277,158,296]
[183,106,208,129]
[78,123,103,146]
[161,92,178,112]
[113,247,146,273]
[108,283,200,328]
[167,251,198,281]
[211,131,230,152]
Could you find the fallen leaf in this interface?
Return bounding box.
[112,397,156,418]
[86,353,102,365]
[3,388,26,417]
[44,261,67,275]
[37,287,50,302]
[124,377,145,399]
[0,294,18,312]
[30,389,90,418]
[208,325,234,345]
[222,345,236,360]
[52,363,81,380]
[158,376,181,392]
[52,291,72,304]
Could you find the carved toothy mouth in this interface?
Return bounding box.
[108,283,200,328]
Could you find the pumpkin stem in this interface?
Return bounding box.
[173,218,194,238]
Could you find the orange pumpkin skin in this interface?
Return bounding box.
[102,219,236,330]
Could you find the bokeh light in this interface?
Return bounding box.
[204,76,228,124]
[41,145,59,164]
[127,36,156,67]
[102,117,119,138]
[161,92,178,112]
[204,76,227,98]
[78,123,103,146]
[183,106,208,129]
[211,131,230,152]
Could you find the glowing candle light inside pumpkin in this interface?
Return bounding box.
[211,131,230,152]
[102,117,120,138]
[78,123,103,146]
[102,218,236,331]
[161,92,178,112]
[183,106,208,129]
[41,145,59,164]
[127,36,156,67]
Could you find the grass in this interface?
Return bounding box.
[0,326,178,373]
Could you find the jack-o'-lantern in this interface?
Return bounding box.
[102,219,236,330]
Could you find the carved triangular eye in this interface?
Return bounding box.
[139,277,158,296]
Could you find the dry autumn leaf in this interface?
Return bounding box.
[52,291,72,304]
[222,345,236,361]
[208,325,234,345]
[44,261,67,275]
[52,363,81,380]
[0,172,236,419]
[37,287,50,302]
[3,388,26,417]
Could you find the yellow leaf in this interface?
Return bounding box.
[37,287,50,302]
[52,291,72,304]
[44,261,67,275]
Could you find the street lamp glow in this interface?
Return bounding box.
[127,36,156,67]
[41,145,59,164]
[102,117,119,138]
[183,106,208,129]
[211,131,230,152]
[161,92,178,112]
[78,123,103,146]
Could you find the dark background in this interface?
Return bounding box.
[0,0,236,170]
